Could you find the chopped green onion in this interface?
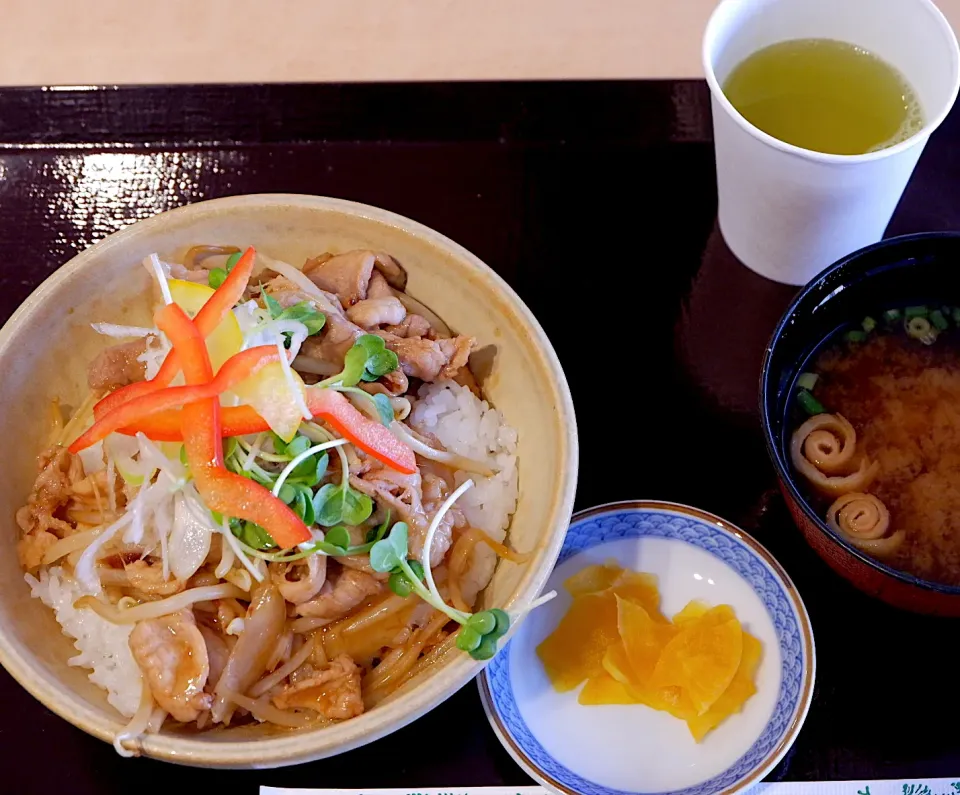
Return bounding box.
[797,389,825,416]
[208,268,228,289]
[883,308,902,323]
[930,309,949,330]
[861,316,877,333]
[905,316,938,345]
[844,330,867,343]
[904,305,929,319]
[796,372,819,391]
[952,307,960,325]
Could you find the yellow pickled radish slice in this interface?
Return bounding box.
[231,361,308,443]
[168,279,243,373]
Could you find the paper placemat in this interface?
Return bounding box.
[262,781,960,795]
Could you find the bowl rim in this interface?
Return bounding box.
[759,230,960,598]
[0,193,580,766]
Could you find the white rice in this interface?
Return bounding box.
[24,566,141,718]
[410,381,519,605]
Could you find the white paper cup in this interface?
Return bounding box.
[704,0,960,285]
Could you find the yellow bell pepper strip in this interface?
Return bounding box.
[118,387,417,475]
[69,345,284,454]
[93,247,256,419]
[154,302,312,550]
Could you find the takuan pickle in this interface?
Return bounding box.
[536,562,761,742]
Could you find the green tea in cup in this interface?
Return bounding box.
[722,38,924,155]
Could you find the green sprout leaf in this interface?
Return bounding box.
[365,510,392,546]
[289,451,328,488]
[312,483,341,526]
[236,521,277,551]
[275,301,326,335]
[371,393,395,426]
[277,482,297,504]
[370,522,408,573]
[319,334,399,388]
[278,481,315,526]
[262,290,284,319]
[341,489,374,526]
[222,437,239,460]
[388,559,424,597]
[208,268,228,289]
[467,611,496,635]
[285,435,311,458]
[339,344,371,387]
[261,291,325,343]
[312,483,373,527]
[470,635,499,661]
[456,626,482,652]
[324,525,351,551]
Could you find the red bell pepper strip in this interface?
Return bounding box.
[93,247,256,420]
[306,389,417,475]
[118,387,417,475]
[69,346,283,454]
[155,303,311,550]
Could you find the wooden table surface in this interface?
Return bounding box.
[1,0,958,86]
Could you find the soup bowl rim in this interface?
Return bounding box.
[759,230,960,597]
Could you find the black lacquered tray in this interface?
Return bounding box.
[1,82,958,794]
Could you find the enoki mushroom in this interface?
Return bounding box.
[790,413,879,496]
[826,492,905,558]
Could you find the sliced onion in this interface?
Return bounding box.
[258,255,341,315]
[292,355,340,377]
[113,681,153,757]
[77,441,106,477]
[145,254,173,306]
[136,433,187,482]
[216,536,236,579]
[75,511,135,591]
[212,584,286,724]
[391,422,495,475]
[106,434,153,486]
[249,637,315,698]
[91,323,156,339]
[169,493,213,581]
[219,689,316,728]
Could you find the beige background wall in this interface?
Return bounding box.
[2,0,958,85]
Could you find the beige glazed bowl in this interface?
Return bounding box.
[0,194,578,767]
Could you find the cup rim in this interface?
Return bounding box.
[759,231,960,598]
[702,0,960,165]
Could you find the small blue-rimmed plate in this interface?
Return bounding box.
[479,501,815,795]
